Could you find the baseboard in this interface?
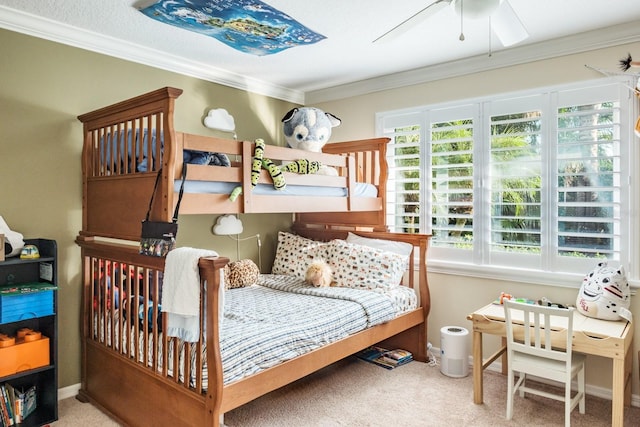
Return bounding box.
[58,383,81,401]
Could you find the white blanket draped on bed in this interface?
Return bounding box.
[162,247,218,342]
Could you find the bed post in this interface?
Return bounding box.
[376,233,430,362]
[199,256,230,427]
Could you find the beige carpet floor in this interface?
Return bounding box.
[51,356,639,426]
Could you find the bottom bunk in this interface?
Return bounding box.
[75,229,430,427]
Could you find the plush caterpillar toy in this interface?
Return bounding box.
[282,159,322,174]
[229,139,323,201]
[230,139,277,201]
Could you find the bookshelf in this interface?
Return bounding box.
[0,239,57,426]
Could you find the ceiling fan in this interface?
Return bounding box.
[373,0,528,47]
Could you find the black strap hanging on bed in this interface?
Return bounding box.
[144,165,187,223]
[139,165,187,257]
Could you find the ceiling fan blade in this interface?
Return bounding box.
[491,0,528,46]
[373,0,452,44]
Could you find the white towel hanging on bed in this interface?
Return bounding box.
[162,247,218,342]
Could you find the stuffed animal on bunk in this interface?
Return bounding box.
[229,139,322,201]
[183,150,231,167]
[282,106,342,176]
[576,261,632,322]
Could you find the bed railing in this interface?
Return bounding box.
[295,137,389,231]
[76,236,228,403]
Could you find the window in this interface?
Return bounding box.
[377,78,636,285]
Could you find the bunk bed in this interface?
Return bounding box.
[75,87,431,427]
[77,86,389,242]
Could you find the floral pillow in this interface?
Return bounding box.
[326,239,407,291]
[271,231,330,279]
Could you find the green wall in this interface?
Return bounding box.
[0,28,294,388]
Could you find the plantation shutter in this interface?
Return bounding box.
[487,95,544,266]
[429,105,477,250]
[554,84,624,268]
[379,112,423,233]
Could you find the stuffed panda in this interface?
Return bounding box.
[576,262,632,322]
[282,107,341,176]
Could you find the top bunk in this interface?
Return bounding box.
[77,87,389,242]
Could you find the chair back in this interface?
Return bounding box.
[503,300,575,364]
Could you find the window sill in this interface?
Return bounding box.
[425,259,639,294]
[426,259,585,289]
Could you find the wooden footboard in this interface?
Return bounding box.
[77,87,388,242]
[75,236,228,426]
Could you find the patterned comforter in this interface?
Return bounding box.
[221,274,413,384]
[100,274,417,388]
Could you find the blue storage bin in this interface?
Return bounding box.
[0,290,55,324]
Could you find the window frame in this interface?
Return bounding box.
[376,77,639,288]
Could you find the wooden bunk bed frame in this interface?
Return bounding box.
[75,87,431,426]
[77,87,389,242]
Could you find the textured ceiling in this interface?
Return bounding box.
[1,0,639,103]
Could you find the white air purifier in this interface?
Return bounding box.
[440,326,469,378]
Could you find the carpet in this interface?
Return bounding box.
[53,356,639,426]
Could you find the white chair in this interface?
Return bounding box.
[503,300,586,427]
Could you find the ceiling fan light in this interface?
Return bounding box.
[491,0,528,46]
[453,0,501,19]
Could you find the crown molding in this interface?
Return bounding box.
[2,5,638,106]
[0,5,305,104]
[305,20,640,104]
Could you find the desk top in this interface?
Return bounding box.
[469,303,633,359]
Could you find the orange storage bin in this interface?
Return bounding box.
[0,334,50,377]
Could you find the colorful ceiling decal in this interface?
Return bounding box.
[140,0,326,56]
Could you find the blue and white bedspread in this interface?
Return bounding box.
[109,274,417,389]
[220,274,405,385]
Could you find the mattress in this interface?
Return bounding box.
[176,180,378,197]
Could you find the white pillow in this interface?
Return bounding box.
[326,239,407,291]
[271,231,330,279]
[346,232,413,258]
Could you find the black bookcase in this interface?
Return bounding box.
[0,239,57,426]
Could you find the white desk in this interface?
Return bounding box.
[467,303,634,427]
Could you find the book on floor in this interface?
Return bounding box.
[356,346,413,369]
